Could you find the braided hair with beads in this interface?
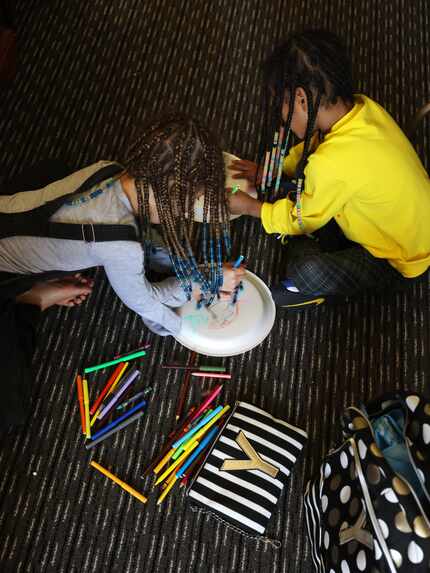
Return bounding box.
[124,114,231,304]
[260,29,354,229]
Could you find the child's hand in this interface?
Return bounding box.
[219,262,246,298]
[227,189,262,218]
[229,159,262,186]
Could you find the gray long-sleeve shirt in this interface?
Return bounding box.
[0,178,187,335]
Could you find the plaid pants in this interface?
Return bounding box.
[285,222,416,296]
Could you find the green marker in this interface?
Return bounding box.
[84,350,146,374]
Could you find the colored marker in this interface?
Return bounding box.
[116,390,148,411]
[157,475,178,505]
[173,405,223,449]
[98,369,140,420]
[105,362,129,398]
[155,442,198,485]
[191,372,231,380]
[233,255,244,268]
[114,344,151,359]
[85,410,145,449]
[90,461,147,504]
[89,363,125,415]
[82,378,91,439]
[162,364,226,373]
[76,375,86,434]
[90,400,146,441]
[176,425,219,477]
[190,384,223,424]
[84,350,146,374]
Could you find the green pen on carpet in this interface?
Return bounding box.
[84,350,146,374]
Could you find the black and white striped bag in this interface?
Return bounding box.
[187,401,308,545]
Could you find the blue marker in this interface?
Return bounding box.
[231,255,244,304]
[172,405,223,449]
[90,400,147,441]
[233,255,244,268]
[176,425,219,477]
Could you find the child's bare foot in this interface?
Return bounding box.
[16,279,93,311]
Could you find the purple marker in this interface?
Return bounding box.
[98,369,141,420]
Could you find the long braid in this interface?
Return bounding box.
[123,113,230,303]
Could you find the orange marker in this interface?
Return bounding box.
[76,375,86,434]
[90,363,124,415]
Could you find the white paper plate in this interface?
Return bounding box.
[174,271,276,357]
[192,152,257,222]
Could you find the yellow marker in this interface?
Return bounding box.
[90,363,129,428]
[155,442,198,485]
[106,362,129,397]
[90,460,147,504]
[90,407,102,427]
[153,447,176,475]
[157,475,178,505]
[82,378,91,439]
[162,472,177,490]
[180,405,231,451]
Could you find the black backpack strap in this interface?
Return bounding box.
[46,222,139,242]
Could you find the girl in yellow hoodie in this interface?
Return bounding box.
[229,29,430,309]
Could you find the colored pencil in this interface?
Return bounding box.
[90,400,147,441]
[82,378,91,439]
[157,475,178,505]
[85,410,145,449]
[114,344,151,359]
[90,461,147,504]
[89,363,124,415]
[76,375,86,434]
[175,351,197,421]
[191,372,231,380]
[84,350,146,374]
[98,369,140,420]
[176,426,219,477]
[155,441,198,485]
[189,384,223,424]
[162,364,226,373]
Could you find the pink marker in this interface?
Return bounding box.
[189,384,223,424]
[191,372,231,380]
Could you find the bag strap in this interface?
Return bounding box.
[46,222,138,243]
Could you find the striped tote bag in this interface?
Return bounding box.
[187,401,308,543]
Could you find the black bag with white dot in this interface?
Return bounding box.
[304,391,430,573]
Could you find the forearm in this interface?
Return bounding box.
[244,197,263,218]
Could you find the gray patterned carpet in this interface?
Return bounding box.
[1,1,429,572]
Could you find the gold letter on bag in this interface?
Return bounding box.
[221,431,279,478]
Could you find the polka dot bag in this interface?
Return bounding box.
[304,391,430,572]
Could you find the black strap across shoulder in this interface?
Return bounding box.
[46,222,139,242]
